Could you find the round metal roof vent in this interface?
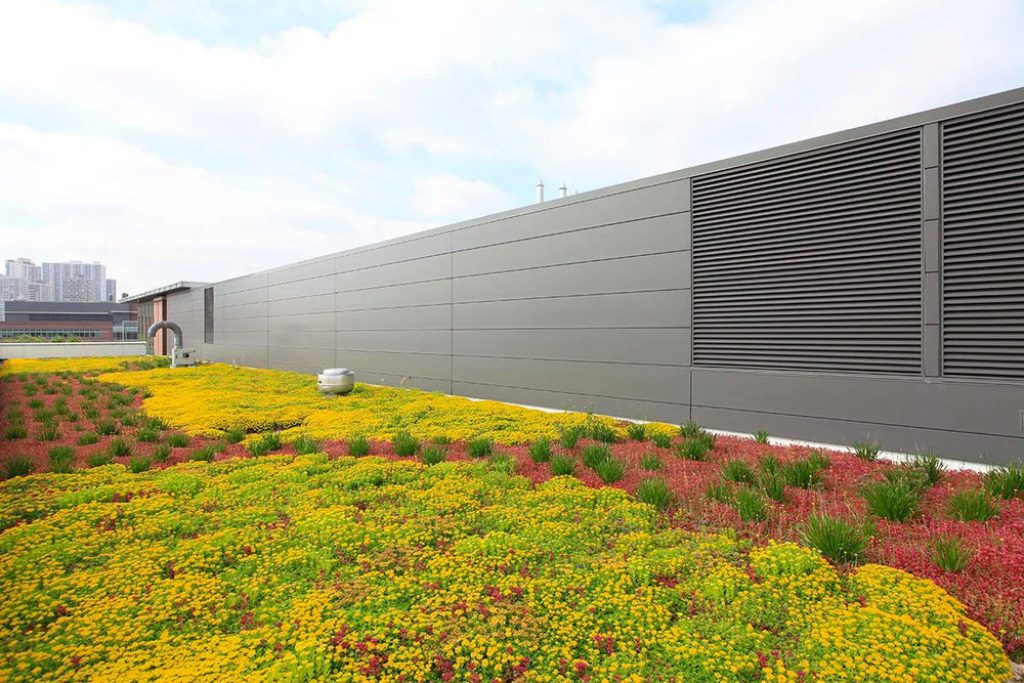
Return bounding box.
[317,368,354,395]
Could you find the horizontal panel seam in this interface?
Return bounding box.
[690,403,1024,440]
[453,380,690,407]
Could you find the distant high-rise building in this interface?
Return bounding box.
[42,261,107,302]
[0,275,16,302]
[2,258,52,302]
[1,257,115,303]
[6,258,42,283]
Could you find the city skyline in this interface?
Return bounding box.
[1,256,117,303]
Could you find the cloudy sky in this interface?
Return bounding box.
[1,0,1023,296]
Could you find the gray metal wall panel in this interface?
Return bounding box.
[268,274,335,301]
[336,233,451,271]
[337,304,451,331]
[335,279,451,311]
[218,302,268,321]
[267,311,335,331]
[268,329,336,349]
[452,252,689,303]
[453,180,690,251]
[452,381,684,423]
[267,256,338,286]
[354,371,451,394]
[452,214,689,277]
[453,328,689,366]
[453,356,689,405]
[691,368,1024,439]
[692,406,1023,467]
[454,290,690,329]
[335,254,450,292]
[268,293,334,316]
[216,316,269,334]
[216,330,268,346]
[268,346,336,374]
[339,330,451,355]
[216,286,268,306]
[204,343,269,368]
[340,349,452,381]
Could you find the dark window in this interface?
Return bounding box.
[204,287,214,344]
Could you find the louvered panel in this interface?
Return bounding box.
[692,129,923,374]
[941,103,1024,380]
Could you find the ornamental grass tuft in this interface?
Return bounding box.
[581,444,612,470]
[86,451,114,468]
[733,488,768,522]
[947,489,1000,522]
[931,535,973,573]
[152,444,172,463]
[4,424,28,440]
[48,446,75,474]
[556,423,584,449]
[108,437,133,458]
[347,435,371,457]
[466,436,493,459]
[985,464,1024,500]
[852,440,881,461]
[594,457,626,484]
[165,433,190,448]
[636,477,674,510]
[291,435,322,455]
[649,431,672,449]
[640,452,663,471]
[128,456,152,473]
[802,514,869,565]
[625,422,647,441]
[392,431,419,457]
[419,446,447,466]
[225,427,246,444]
[550,454,576,476]
[863,479,920,522]
[527,437,552,463]
[722,459,756,485]
[248,432,282,457]
[3,455,34,479]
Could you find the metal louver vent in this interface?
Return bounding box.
[941,103,1024,380]
[691,129,923,374]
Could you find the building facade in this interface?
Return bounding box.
[42,261,107,302]
[155,87,1023,465]
[2,258,52,302]
[0,301,138,341]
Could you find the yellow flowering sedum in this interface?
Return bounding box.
[0,356,163,376]
[0,456,1011,682]
[98,363,672,444]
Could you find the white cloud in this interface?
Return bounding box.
[0,0,1022,294]
[0,123,425,295]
